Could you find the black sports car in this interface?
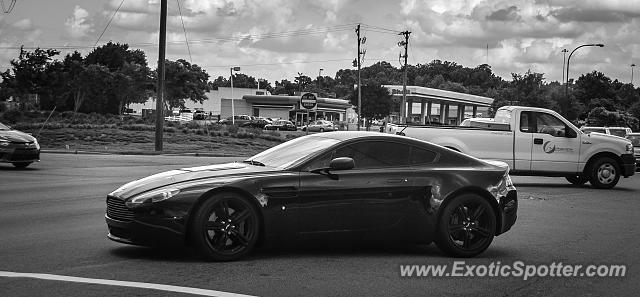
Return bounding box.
[106,132,517,260]
[0,121,40,168]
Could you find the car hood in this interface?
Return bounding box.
[0,129,36,142]
[586,132,631,145]
[110,162,279,199]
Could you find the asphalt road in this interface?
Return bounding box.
[0,153,638,297]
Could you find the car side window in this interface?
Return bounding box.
[334,141,409,168]
[520,112,531,133]
[535,113,566,137]
[410,146,437,165]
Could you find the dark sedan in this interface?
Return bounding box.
[106,132,517,261]
[241,118,271,129]
[264,120,296,131]
[0,122,40,168]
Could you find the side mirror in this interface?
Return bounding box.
[329,157,355,171]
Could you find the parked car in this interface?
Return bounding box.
[580,126,632,138]
[0,121,40,168]
[626,132,640,171]
[241,118,271,129]
[264,120,296,131]
[219,115,253,125]
[302,120,336,132]
[388,106,635,189]
[193,110,207,120]
[106,131,517,261]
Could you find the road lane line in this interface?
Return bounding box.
[0,271,256,297]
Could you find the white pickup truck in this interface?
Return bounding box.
[388,106,636,189]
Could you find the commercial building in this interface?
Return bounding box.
[383,85,494,125]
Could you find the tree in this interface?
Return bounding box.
[85,41,147,70]
[294,73,313,92]
[162,59,210,109]
[111,62,153,114]
[349,83,392,128]
[75,64,113,114]
[0,47,60,109]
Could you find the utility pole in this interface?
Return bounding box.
[398,30,410,124]
[154,0,167,151]
[356,24,362,131]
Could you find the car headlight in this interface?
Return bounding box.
[128,188,180,205]
[626,143,633,153]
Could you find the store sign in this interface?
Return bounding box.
[300,93,318,110]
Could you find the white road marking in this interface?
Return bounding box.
[0,271,256,297]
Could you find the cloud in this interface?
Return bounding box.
[486,5,521,21]
[65,5,92,39]
[12,19,33,30]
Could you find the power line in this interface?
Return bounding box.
[175,0,192,63]
[95,0,126,47]
[1,0,16,13]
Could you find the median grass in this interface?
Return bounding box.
[1,110,302,156]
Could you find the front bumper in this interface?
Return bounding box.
[0,146,40,163]
[497,189,518,235]
[620,153,636,177]
[105,196,187,247]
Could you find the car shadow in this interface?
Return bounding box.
[0,165,38,171]
[514,182,634,191]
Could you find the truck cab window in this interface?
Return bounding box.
[520,112,531,133]
[536,113,566,137]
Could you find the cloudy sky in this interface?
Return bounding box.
[0,0,638,85]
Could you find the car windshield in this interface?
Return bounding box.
[0,122,10,130]
[246,135,340,168]
[608,129,627,137]
[627,135,640,147]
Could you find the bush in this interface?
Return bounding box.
[186,121,200,129]
[227,125,239,135]
[0,110,23,123]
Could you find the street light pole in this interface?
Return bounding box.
[230,66,240,125]
[564,43,604,116]
[561,49,568,84]
[318,68,323,91]
[631,64,636,85]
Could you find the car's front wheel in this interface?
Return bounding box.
[435,194,496,257]
[12,162,31,168]
[588,157,620,189]
[190,193,260,261]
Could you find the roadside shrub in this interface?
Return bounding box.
[0,110,23,123]
[186,121,200,129]
[227,125,239,135]
[245,127,263,136]
[163,127,177,133]
[182,128,189,134]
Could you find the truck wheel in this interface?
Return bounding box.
[12,162,31,168]
[565,175,588,185]
[588,157,620,189]
[434,194,496,257]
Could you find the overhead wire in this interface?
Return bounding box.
[175,0,192,63]
[94,0,126,47]
[1,0,16,13]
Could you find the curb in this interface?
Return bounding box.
[40,149,246,158]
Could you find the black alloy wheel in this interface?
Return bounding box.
[435,194,496,257]
[565,175,588,185]
[190,193,260,261]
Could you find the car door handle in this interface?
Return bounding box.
[386,178,408,184]
[534,138,543,145]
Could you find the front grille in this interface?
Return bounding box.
[107,196,134,221]
[10,148,39,161]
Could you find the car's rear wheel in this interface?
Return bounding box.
[588,157,620,189]
[565,175,588,185]
[190,193,260,261]
[435,194,496,257]
[12,162,31,168]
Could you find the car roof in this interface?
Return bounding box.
[310,131,410,141]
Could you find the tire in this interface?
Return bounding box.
[319,128,324,132]
[12,162,31,168]
[588,157,620,189]
[190,193,260,261]
[565,175,588,185]
[434,194,496,257]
